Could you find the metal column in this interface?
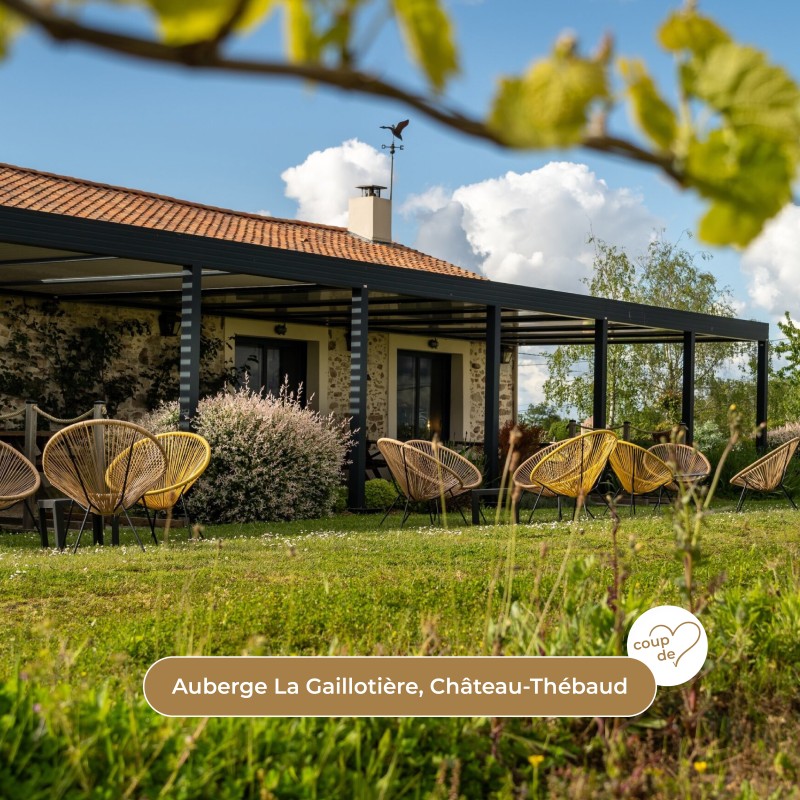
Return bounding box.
[178,264,202,431]
[484,305,501,486]
[682,331,696,445]
[348,287,369,509]
[593,318,608,430]
[756,339,769,453]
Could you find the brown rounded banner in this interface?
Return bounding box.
[144,657,656,717]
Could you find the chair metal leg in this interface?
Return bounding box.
[780,484,798,510]
[143,506,159,545]
[400,498,412,527]
[72,507,91,553]
[526,487,545,523]
[379,495,400,526]
[123,508,145,552]
[736,486,748,512]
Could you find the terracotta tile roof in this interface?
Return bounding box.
[0,163,485,281]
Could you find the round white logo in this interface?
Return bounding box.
[626,605,708,686]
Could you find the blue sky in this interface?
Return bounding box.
[2,0,799,403]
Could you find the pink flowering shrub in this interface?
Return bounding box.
[142,388,354,523]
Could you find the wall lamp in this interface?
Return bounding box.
[157,310,180,337]
[501,345,515,365]
[274,323,288,336]
[428,338,439,350]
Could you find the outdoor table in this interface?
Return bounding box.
[37,497,72,549]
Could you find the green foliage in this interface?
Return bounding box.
[542,234,743,430]
[518,401,562,432]
[771,312,800,422]
[392,0,458,92]
[3,508,800,796]
[490,33,609,147]
[363,477,398,510]
[146,0,273,45]
[0,298,147,418]
[0,3,796,244]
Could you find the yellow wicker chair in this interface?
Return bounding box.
[648,443,712,496]
[377,438,462,526]
[730,437,800,512]
[527,430,618,520]
[512,442,563,521]
[42,420,166,551]
[609,441,673,515]
[133,432,211,543]
[0,441,41,527]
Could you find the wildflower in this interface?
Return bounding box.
[529,754,545,767]
[694,761,708,773]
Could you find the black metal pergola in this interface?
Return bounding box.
[0,204,770,507]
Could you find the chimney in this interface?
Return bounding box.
[348,185,391,243]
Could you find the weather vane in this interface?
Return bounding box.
[380,119,408,200]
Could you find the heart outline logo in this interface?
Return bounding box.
[649,621,701,668]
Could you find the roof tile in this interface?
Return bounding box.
[0,163,484,281]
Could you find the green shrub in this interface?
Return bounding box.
[333,484,349,513]
[364,478,398,510]
[183,385,354,523]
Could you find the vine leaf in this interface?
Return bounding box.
[145,0,273,46]
[619,58,677,151]
[392,0,458,92]
[490,37,609,148]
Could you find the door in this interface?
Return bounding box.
[396,350,451,440]
[234,337,307,403]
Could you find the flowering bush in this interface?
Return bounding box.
[767,421,800,448]
[142,387,354,523]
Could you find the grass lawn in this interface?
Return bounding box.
[1,498,800,798]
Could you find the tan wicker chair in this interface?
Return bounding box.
[527,430,618,520]
[42,420,167,551]
[512,442,563,521]
[134,432,211,543]
[0,441,41,526]
[377,438,462,526]
[648,443,711,495]
[609,441,673,514]
[405,440,482,521]
[730,437,800,512]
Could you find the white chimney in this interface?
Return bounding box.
[348,185,392,243]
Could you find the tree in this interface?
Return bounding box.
[0,1,797,246]
[771,312,800,423]
[541,234,742,431]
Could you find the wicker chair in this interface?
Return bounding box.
[42,420,167,551]
[512,442,563,521]
[609,441,673,514]
[527,430,618,520]
[730,437,800,512]
[0,441,41,527]
[377,438,461,526]
[405,440,482,521]
[135,432,211,543]
[648,443,712,496]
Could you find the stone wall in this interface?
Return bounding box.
[0,295,225,420]
[467,341,515,440]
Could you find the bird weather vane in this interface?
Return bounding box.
[380,119,408,200]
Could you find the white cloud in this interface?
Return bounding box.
[741,204,800,318]
[517,357,550,409]
[402,162,659,290]
[281,139,390,226]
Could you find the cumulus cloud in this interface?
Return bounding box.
[281,139,390,226]
[741,204,800,318]
[517,355,551,408]
[402,162,659,291]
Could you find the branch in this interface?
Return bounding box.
[2,0,682,183]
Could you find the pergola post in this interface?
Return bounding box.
[484,305,501,486]
[348,287,369,509]
[682,331,696,445]
[178,264,202,431]
[756,339,769,453]
[593,318,608,430]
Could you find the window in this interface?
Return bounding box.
[396,350,451,440]
[234,337,307,403]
